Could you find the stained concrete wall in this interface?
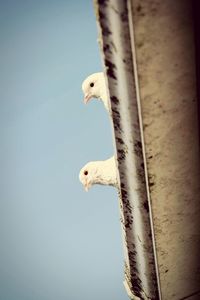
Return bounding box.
[130,1,200,299]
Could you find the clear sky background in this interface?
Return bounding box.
[0,1,130,300]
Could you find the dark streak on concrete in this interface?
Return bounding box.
[121,182,125,188]
[136,4,142,12]
[121,11,128,22]
[129,245,143,298]
[112,113,121,131]
[135,3,145,17]
[121,187,128,199]
[112,107,120,117]
[105,59,117,79]
[125,214,133,228]
[143,200,149,213]
[134,140,143,158]
[101,23,112,36]
[116,137,124,145]
[98,0,108,6]
[178,290,200,300]
[111,95,119,104]
[117,149,126,160]
[103,44,112,54]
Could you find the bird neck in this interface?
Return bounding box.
[101,92,109,112]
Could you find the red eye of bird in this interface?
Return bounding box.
[84,170,88,176]
[90,82,94,87]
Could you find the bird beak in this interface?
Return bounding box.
[83,94,92,104]
[85,185,89,192]
[84,179,91,192]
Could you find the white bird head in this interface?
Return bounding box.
[79,161,99,192]
[82,72,109,111]
[79,156,118,192]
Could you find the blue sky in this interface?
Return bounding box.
[0,1,129,299]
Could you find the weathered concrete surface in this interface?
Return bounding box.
[95,1,160,298]
[130,1,200,299]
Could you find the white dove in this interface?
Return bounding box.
[79,156,118,191]
[82,72,110,112]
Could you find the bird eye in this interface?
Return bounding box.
[84,170,88,176]
[90,82,94,87]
